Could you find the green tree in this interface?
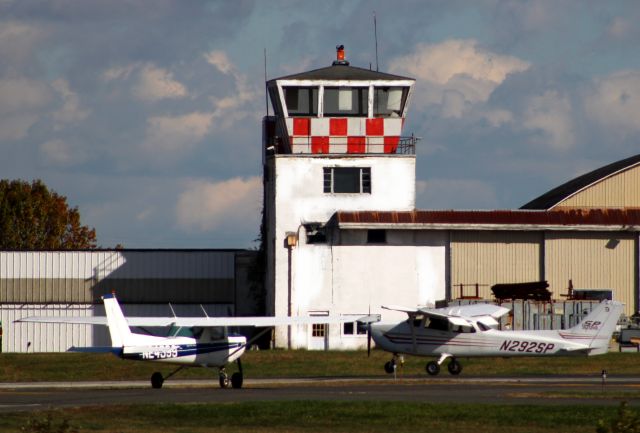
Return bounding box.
[0,179,97,249]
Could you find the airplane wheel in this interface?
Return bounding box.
[384,360,396,374]
[447,359,462,375]
[151,372,164,389]
[219,372,230,388]
[426,361,440,376]
[231,372,243,389]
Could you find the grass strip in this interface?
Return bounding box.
[1,350,639,382]
[0,401,627,433]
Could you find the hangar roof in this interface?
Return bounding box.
[521,153,640,210]
[330,209,640,231]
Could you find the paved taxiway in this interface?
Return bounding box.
[1,376,639,412]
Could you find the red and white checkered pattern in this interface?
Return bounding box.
[285,117,404,154]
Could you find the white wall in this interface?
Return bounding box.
[266,154,417,348]
[278,230,447,350]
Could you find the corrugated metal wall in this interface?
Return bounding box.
[558,165,640,208]
[544,232,636,315]
[450,231,542,299]
[0,250,237,303]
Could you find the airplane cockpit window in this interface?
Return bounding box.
[454,324,476,334]
[411,314,424,327]
[425,317,449,331]
[169,326,204,338]
[209,326,226,341]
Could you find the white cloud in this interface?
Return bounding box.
[103,62,188,102]
[51,79,90,127]
[0,113,38,141]
[393,40,529,86]
[133,64,188,102]
[522,90,575,151]
[481,109,513,127]
[142,112,213,155]
[204,50,259,127]
[204,50,234,75]
[0,21,43,72]
[390,40,530,116]
[0,78,52,139]
[102,64,138,81]
[176,176,262,231]
[584,70,640,135]
[0,78,52,115]
[39,139,88,167]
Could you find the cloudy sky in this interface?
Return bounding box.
[2,1,639,248]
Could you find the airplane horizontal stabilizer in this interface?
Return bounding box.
[69,346,123,356]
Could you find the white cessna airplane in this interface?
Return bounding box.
[17,293,354,389]
[366,300,623,376]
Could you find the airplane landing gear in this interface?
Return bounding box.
[231,359,243,389]
[425,361,440,376]
[150,366,185,389]
[447,358,462,375]
[384,360,396,374]
[219,369,230,388]
[384,354,404,374]
[426,354,461,376]
[151,371,164,389]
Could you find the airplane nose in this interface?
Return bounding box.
[370,324,385,345]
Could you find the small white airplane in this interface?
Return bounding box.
[17,293,356,389]
[364,300,623,376]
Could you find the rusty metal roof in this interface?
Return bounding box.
[332,209,640,229]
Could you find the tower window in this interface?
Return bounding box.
[373,86,409,117]
[284,86,318,116]
[323,167,371,194]
[323,87,368,117]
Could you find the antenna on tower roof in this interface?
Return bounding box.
[264,47,269,117]
[373,11,379,72]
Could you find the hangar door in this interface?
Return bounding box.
[545,232,636,315]
[450,231,542,300]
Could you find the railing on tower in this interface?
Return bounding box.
[262,116,419,156]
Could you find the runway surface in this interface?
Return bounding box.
[1,376,639,412]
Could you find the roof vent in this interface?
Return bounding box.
[332,45,350,66]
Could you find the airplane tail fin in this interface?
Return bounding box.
[102,293,133,347]
[562,300,623,355]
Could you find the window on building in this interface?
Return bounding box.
[312,323,326,338]
[323,167,371,194]
[284,86,318,116]
[373,86,409,117]
[323,87,368,117]
[367,229,386,244]
[343,321,368,336]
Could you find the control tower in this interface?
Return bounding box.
[263,46,417,348]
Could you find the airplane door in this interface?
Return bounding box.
[308,311,328,351]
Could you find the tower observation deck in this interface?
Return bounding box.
[263,46,417,156]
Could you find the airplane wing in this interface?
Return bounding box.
[15,315,358,328]
[382,303,510,319]
[427,303,511,320]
